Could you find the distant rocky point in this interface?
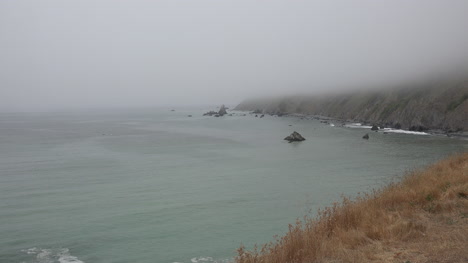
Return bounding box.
[203,104,229,117]
[235,78,468,133]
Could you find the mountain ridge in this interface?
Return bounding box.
[235,79,468,132]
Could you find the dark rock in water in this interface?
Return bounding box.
[409,125,427,132]
[242,114,247,116]
[218,104,228,116]
[371,125,379,131]
[203,104,228,116]
[203,111,217,116]
[362,133,369,139]
[284,131,306,143]
[383,132,388,134]
[187,115,192,117]
[289,124,292,126]
[171,109,175,112]
[260,114,265,118]
[255,115,258,117]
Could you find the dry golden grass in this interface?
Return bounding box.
[236,153,468,263]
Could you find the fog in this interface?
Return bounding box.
[1,0,468,111]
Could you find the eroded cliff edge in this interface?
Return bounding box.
[235,79,468,132]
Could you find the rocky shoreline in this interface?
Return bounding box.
[234,81,468,134]
[196,104,467,139]
[234,109,468,139]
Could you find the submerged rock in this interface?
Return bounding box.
[187,115,192,117]
[260,114,265,118]
[284,131,306,143]
[362,133,369,140]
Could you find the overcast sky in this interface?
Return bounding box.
[1,0,468,111]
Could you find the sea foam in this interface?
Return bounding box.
[345,124,429,135]
[21,248,84,263]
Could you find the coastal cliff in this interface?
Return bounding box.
[235,79,468,132]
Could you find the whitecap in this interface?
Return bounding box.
[57,249,84,263]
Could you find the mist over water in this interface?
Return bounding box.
[1,109,466,263]
[1,1,468,111]
[1,1,468,263]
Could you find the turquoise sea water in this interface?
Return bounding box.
[1,108,466,263]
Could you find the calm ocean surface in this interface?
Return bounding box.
[1,108,466,263]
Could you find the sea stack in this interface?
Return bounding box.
[218,105,227,116]
[284,131,306,143]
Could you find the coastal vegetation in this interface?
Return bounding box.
[234,79,468,132]
[236,153,468,263]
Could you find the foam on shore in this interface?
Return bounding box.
[345,123,429,135]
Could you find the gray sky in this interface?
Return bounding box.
[1,0,468,111]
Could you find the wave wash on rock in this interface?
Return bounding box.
[236,153,468,263]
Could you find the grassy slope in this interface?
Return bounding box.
[236,153,468,263]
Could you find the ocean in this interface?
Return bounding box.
[1,108,466,263]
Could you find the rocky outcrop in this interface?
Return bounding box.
[371,125,379,131]
[234,77,468,132]
[362,133,369,140]
[218,105,228,116]
[203,111,218,116]
[203,105,229,117]
[284,131,306,142]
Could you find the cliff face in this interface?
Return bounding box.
[235,80,468,132]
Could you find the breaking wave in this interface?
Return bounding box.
[21,248,84,263]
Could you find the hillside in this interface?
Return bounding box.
[234,79,468,132]
[236,153,468,263]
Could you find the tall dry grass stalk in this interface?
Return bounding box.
[236,153,468,263]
